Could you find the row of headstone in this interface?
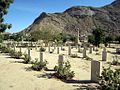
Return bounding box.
[13,44,107,62]
[5,41,42,47]
[58,54,102,82]
[12,44,102,83]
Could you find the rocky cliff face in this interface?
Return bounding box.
[22,0,120,36]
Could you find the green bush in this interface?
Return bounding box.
[23,53,31,64]
[54,61,75,80]
[14,51,22,59]
[0,45,22,59]
[0,46,11,53]
[31,58,47,71]
[99,67,120,90]
[111,55,120,65]
[9,50,22,59]
[9,49,15,56]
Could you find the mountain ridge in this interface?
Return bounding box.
[22,0,120,36]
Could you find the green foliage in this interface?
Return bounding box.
[103,36,113,47]
[3,33,11,40]
[31,58,47,71]
[0,45,22,59]
[10,33,23,41]
[99,67,120,90]
[13,51,22,59]
[59,33,77,43]
[115,36,120,44]
[30,28,77,44]
[0,45,10,53]
[23,53,31,64]
[9,49,15,57]
[0,33,3,43]
[9,50,22,59]
[88,28,105,47]
[54,61,75,80]
[111,55,120,65]
[0,0,13,32]
[30,25,60,42]
[88,35,95,44]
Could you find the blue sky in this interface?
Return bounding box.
[4,0,114,33]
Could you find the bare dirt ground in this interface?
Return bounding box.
[0,46,120,90]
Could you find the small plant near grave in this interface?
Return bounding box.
[23,53,31,64]
[111,55,120,65]
[54,61,75,80]
[9,50,22,59]
[0,46,10,53]
[99,67,120,90]
[70,54,80,58]
[40,47,46,52]
[9,49,15,57]
[14,51,22,59]
[31,58,47,71]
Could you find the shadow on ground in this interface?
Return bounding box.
[73,84,101,90]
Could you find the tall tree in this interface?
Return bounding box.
[0,0,13,32]
[88,28,105,47]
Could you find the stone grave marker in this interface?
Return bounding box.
[89,45,93,54]
[58,54,65,67]
[57,47,59,54]
[40,52,44,62]
[68,45,71,55]
[83,47,86,58]
[91,60,102,82]
[102,48,107,61]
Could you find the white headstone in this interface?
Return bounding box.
[19,47,22,53]
[13,45,16,52]
[58,54,65,66]
[83,47,86,58]
[93,46,95,51]
[78,45,81,52]
[68,45,71,55]
[48,46,51,53]
[102,48,107,61]
[89,45,93,54]
[61,45,63,50]
[91,60,102,82]
[40,52,44,62]
[28,48,31,58]
[77,30,80,44]
[57,47,59,54]
[54,45,56,50]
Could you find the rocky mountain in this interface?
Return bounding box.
[22,0,120,36]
